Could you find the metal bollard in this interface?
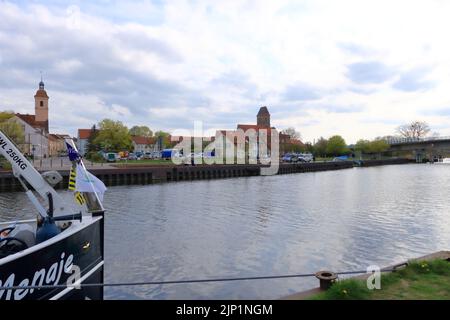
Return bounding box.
[315,271,338,290]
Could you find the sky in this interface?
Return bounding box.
[1,0,450,143]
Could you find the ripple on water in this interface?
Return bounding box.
[1,164,450,299]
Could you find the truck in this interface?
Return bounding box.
[161,149,180,160]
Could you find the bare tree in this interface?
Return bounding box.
[396,121,430,138]
[281,127,301,140]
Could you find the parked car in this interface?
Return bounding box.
[332,155,349,161]
[282,154,299,163]
[135,151,144,159]
[127,153,138,160]
[143,152,153,159]
[152,151,162,159]
[298,153,313,162]
[105,152,118,162]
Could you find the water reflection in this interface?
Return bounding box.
[1,164,449,299]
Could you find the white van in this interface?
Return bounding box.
[299,153,313,162]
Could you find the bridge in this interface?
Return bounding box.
[386,136,450,162]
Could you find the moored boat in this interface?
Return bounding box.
[0,130,106,300]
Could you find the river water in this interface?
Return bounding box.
[1,164,450,299]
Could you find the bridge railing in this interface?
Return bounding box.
[386,136,450,145]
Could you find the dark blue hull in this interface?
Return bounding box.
[0,215,104,300]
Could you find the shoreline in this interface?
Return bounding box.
[0,158,412,192]
[281,250,450,300]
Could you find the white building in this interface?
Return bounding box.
[77,129,93,156]
[7,79,50,158]
[132,136,157,153]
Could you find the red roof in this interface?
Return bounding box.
[78,129,93,140]
[237,124,274,132]
[15,113,47,130]
[288,138,305,146]
[48,133,68,141]
[132,136,156,145]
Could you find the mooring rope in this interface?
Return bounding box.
[0,268,395,291]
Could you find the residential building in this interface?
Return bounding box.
[131,136,157,153]
[77,129,93,156]
[49,134,71,156]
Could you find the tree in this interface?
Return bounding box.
[0,111,15,122]
[304,142,314,154]
[326,135,349,156]
[129,125,153,137]
[367,139,389,154]
[93,119,132,152]
[354,139,370,153]
[154,130,171,149]
[281,127,301,140]
[154,130,170,138]
[86,124,100,154]
[313,137,328,157]
[396,121,430,138]
[0,112,24,145]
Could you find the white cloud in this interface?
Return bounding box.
[1,0,450,143]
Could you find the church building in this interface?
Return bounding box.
[8,78,50,158]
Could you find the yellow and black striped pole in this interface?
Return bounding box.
[74,191,86,205]
[69,167,86,206]
[68,167,76,191]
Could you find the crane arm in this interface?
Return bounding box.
[0,131,67,216]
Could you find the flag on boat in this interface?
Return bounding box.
[75,164,107,201]
[66,142,80,161]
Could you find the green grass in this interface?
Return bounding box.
[0,162,12,170]
[310,259,450,300]
[112,159,177,166]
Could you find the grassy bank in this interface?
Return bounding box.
[311,259,450,300]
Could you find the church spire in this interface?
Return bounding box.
[39,71,45,90]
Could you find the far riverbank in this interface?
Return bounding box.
[0,158,412,192]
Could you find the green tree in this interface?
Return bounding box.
[304,142,314,154]
[129,125,153,137]
[367,139,389,154]
[154,130,170,138]
[354,139,370,153]
[86,124,101,154]
[93,119,132,152]
[313,137,328,157]
[0,112,24,145]
[0,111,15,122]
[154,130,172,148]
[326,135,349,156]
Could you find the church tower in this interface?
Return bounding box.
[34,76,49,132]
[257,106,270,127]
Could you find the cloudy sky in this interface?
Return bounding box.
[1,0,450,143]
